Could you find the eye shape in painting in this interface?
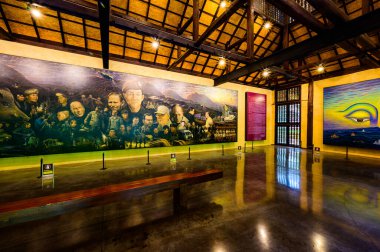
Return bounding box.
[340,103,378,127]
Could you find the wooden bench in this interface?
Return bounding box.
[0,169,223,226]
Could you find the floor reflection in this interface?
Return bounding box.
[0,146,380,251]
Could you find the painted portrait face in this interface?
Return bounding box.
[16,94,25,102]
[123,89,144,113]
[57,95,67,105]
[156,113,170,126]
[173,105,184,122]
[120,124,126,132]
[132,116,139,125]
[57,110,69,121]
[108,93,122,112]
[70,101,85,118]
[27,93,38,103]
[144,115,153,127]
[121,112,129,121]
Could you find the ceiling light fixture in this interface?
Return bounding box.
[220,0,228,8]
[262,68,271,78]
[30,8,42,18]
[218,57,227,68]
[263,21,272,30]
[152,39,160,49]
[317,64,325,73]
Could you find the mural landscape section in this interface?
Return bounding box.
[0,54,238,157]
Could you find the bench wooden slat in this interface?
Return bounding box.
[0,169,223,214]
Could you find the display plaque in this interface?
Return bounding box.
[246,92,266,141]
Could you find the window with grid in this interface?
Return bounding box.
[275,87,301,147]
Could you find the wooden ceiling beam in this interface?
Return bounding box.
[307,0,380,62]
[306,0,348,25]
[266,0,328,33]
[0,27,12,40]
[193,0,199,41]
[178,15,193,35]
[28,0,250,64]
[0,3,13,37]
[168,0,246,70]
[195,0,246,47]
[98,0,110,69]
[246,0,254,58]
[271,66,309,81]
[226,35,246,51]
[214,8,380,85]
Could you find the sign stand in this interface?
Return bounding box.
[40,159,55,189]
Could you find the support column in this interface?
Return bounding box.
[307,80,314,149]
[247,0,254,58]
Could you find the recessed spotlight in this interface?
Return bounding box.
[218,57,226,68]
[220,0,227,8]
[152,39,160,49]
[317,64,325,73]
[262,68,271,78]
[30,8,42,18]
[263,21,272,30]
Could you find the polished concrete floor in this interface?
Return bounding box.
[0,146,379,251]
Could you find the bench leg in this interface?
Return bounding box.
[173,185,188,214]
[173,187,181,214]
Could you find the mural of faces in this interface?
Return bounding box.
[0,54,238,157]
[70,101,86,118]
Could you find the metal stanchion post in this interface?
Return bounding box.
[39,158,43,178]
[100,152,107,170]
[146,150,151,165]
[187,147,191,160]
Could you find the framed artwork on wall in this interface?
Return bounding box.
[324,79,380,149]
[0,54,238,157]
[246,92,266,141]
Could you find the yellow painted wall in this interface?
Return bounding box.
[313,68,380,158]
[301,84,309,149]
[0,40,274,169]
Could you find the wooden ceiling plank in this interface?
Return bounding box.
[246,0,254,58]
[177,0,190,34]
[166,43,176,67]
[28,0,250,64]
[193,0,199,41]
[82,17,87,51]
[225,10,248,51]
[266,0,327,33]
[214,8,380,85]
[0,3,13,37]
[58,12,66,46]
[0,26,12,40]
[195,0,246,47]
[308,0,380,62]
[98,0,110,69]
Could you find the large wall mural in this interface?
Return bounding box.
[324,79,380,149]
[0,54,238,157]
